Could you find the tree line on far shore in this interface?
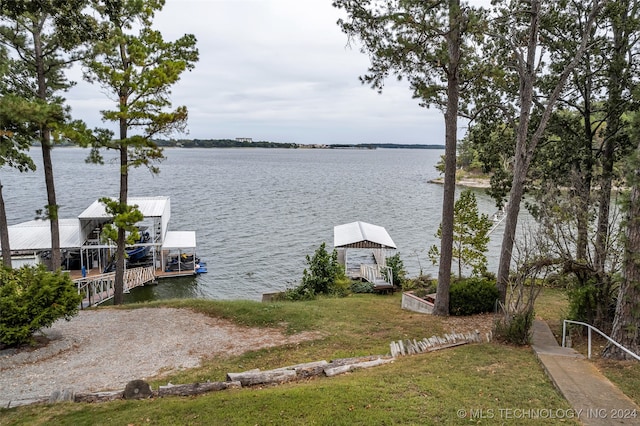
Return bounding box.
[151,139,445,150]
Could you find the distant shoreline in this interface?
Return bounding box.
[429,176,491,189]
[51,141,445,150]
[154,141,446,149]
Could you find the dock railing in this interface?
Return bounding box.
[562,319,640,361]
[360,264,393,288]
[76,266,156,308]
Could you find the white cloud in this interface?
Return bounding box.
[65,0,447,145]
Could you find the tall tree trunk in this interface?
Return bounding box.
[496,0,601,302]
[603,141,640,360]
[41,134,61,270]
[575,60,594,266]
[594,4,627,329]
[33,16,61,271]
[433,0,461,316]
[497,153,531,302]
[113,133,129,305]
[0,180,12,267]
[574,166,592,266]
[497,0,540,303]
[457,239,462,279]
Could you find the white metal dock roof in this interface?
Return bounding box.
[333,221,396,249]
[0,219,82,251]
[78,196,170,219]
[162,231,196,250]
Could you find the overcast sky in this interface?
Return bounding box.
[67,0,451,145]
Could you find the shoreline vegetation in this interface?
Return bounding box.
[429,175,491,189]
[51,140,446,150]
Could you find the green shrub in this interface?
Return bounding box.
[567,282,598,324]
[351,281,374,294]
[278,286,316,301]
[449,277,499,316]
[284,243,349,301]
[402,274,436,293]
[301,242,345,295]
[385,253,406,287]
[494,308,535,345]
[0,265,82,347]
[332,276,352,297]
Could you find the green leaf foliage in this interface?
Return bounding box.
[332,0,487,112]
[386,252,406,287]
[84,0,199,148]
[99,197,144,245]
[429,190,492,278]
[301,242,346,295]
[283,243,349,301]
[0,265,81,347]
[494,309,535,345]
[449,276,499,316]
[350,281,374,294]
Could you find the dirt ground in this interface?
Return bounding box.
[0,308,319,407]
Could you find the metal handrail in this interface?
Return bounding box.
[381,265,393,287]
[562,319,640,361]
[76,266,156,308]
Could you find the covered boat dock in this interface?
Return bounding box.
[333,221,397,290]
[1,196,203,306]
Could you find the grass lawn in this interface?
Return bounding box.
[534,287,570,336]
[0,289,635,425]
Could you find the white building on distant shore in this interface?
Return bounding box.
[235,137,253,143]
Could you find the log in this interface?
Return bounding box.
[272,360,328,373]
[157,381,241,397]
[328,355,390,367]
[390,341,399,357]
[426,341,469,352]
[283,361,328,379]
[323,357,394,377]
[74,390,124,403]
[4,398,49,408]
[226,369,297,386]
[270,360,328,379]
[49,388,75,403]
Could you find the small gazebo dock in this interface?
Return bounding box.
[333,221,397,291]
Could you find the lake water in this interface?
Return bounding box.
[2,147,509,301]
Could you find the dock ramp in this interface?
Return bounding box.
[76,266,156,308]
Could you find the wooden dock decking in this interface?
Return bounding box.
[73,264,199,308]
[75,266,158,308]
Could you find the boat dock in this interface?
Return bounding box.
[72,259,206,308]
[75,266,156,308]
[1,196,206,307]
[334,221,396,291]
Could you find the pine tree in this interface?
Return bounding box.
[84,0,198,304]
[429,190,492,279]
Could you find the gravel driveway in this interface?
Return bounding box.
[0,308,318,408]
